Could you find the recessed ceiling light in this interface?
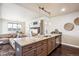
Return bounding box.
[61,8,66,12]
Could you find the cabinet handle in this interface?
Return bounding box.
[28,47,32,49]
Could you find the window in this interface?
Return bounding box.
[8,23,22,32]
[8,23,13,31]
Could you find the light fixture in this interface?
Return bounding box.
[61,8,66,12]
[39,6,51,15]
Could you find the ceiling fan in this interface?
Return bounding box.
[39,6,51,15]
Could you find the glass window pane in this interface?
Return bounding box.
[18,24,21,28]
[8,23,12,28]
[13,24,17,28]
[8,23,22,32]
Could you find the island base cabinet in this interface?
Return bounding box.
[15,35,61,56]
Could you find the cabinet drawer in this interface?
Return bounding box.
[42,44,47,50]
[37,49,47,56]
[42,40,47,44]
[48,39,52,54]
[38,52,47,56]
[23,43,36,53]
[36,41,43,47]
[51,39,56,50]
[42,44,47,55]
[23,49,36,56]
[37,44,47,55]
[36,45,43,54]
[36,40,47,47]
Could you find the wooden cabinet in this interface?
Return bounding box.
[48,37,56,54]
[48,38,52,54]
[55,35,61,48]
[51,37,56,50]
[15,35,61,56]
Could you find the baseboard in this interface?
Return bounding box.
[62,43,79,48]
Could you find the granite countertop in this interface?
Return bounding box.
[15,34,61,47]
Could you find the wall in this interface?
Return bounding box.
[47,12,79,48]
[1,20,8,34]
[0,20,2,34]
[0,4,2,33]
[0,4,1,18]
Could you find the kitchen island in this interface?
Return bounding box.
[15,34,61,56]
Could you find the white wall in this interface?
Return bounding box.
[0,4,2,34]
[2,20,8,34]
[0,4,1,18]
[0,20,2,34]
[47,12,79,47]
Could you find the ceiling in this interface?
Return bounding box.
[17,3,79,17]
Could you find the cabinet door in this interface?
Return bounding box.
[23,49,36,56]
[51,38,56,50]
[48,38,52,54]
[37,44,47,56]
[41,44,48,55]
[55,35,61,48]
[36,45,43,55]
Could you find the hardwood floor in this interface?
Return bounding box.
[49,44,79,56]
